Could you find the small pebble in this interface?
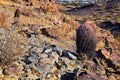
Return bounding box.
[46,73,51,78]
[57,74,61,79]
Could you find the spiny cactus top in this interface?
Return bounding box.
[76,23,97,58]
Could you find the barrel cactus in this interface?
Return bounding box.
[76,22,97,58]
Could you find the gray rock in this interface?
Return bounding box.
[42,45,63,56]
[42,48,53,54]
[36,52,59,75]
[28,52,41,66]
[62,50,77,60]
[41,53,48,58]
[28,35,40,47]
[0,27,6,49]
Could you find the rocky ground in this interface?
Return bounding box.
[0,0,120,80]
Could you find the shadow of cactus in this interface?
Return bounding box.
[76,23,96,58]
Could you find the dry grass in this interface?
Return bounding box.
[0,0,11,5]
[0,26,29,66]
[0,12,7,29]
[0,0,3,4]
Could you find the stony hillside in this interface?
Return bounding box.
[0,0,120,80]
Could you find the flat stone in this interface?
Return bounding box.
[36,52,59,75]
[98,49,120,67]
[28,35,40,46]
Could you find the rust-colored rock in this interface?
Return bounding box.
[98,49,120,67]
[100,49,111,59]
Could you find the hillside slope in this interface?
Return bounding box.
[0,0,120,80]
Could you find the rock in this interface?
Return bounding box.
[36,52,59,75]
[99,49,111,59]
[62,50,77,60]
[98,49,120,67]
[36,78,42,80]
[83,61,98,71]
[36,58,53,74]
[42,45,63,56]
[57,74,61,79]
[2,63,18,75]
[28,24,40,35]
[41,53,48,58]
[61,72,76,80]
[27,52,40,66]
[73,68,80,75]
[0,26,6,48]
[42,48,53,54]
[0,67,3,77]
[20,48,59,76]
[49,52,59,63]
[52,45,63,56]
[96,40,105,50]
[29,46,43,53]
[60,57,77,71]
[46,73,51,78]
